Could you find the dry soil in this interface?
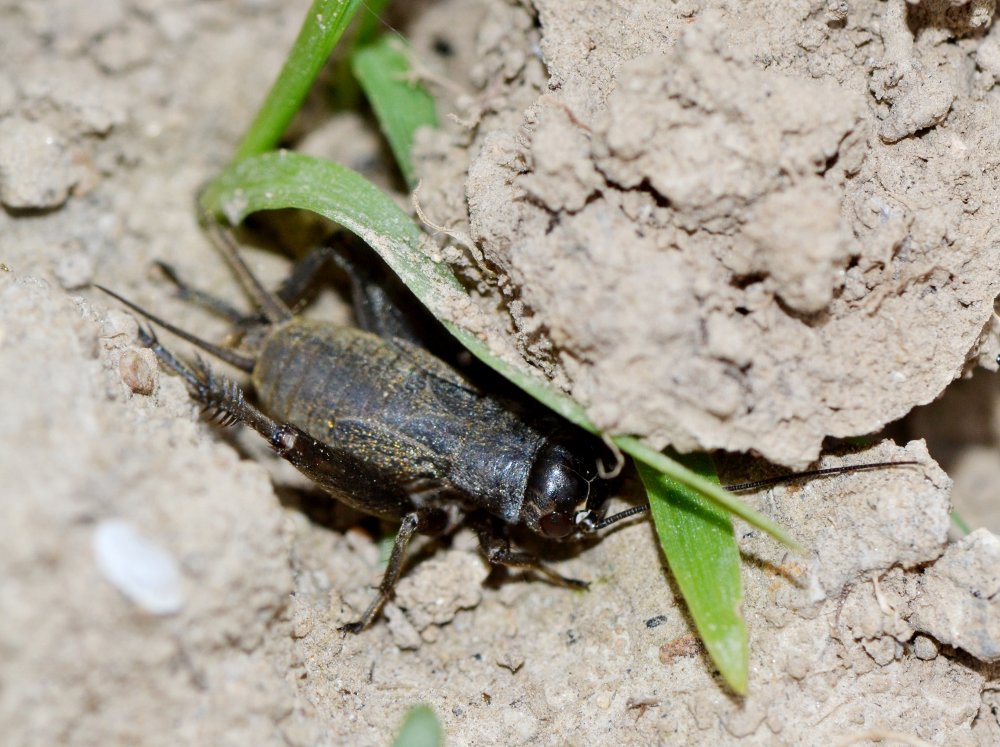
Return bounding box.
[3,1,1000,745]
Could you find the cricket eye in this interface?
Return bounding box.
[539,511,576,539]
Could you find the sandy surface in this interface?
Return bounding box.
[3,0,1000,744]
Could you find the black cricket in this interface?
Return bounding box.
[100,226,917,632]
[100,226,620,632]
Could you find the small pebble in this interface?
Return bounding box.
[53,243,95,290]
[119,348,157,395]
[93,518,183,615]
[385,603,422,650]
[913,634,939,661]
[496,649,524,673]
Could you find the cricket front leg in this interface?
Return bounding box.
[474,515,589,590]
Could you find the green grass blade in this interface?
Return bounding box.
[392,706,443,747]
[616,437,801,551]
[234,0,364,160]
[200,151,797,549]
[636,454,748,694]
[352,36,439,188]
[202,151,451,300]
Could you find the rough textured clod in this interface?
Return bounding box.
[910,529,1000,662]
[414,0,1000,468]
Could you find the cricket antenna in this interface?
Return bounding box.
[95,285,256,373]
[721,460,921,492]
[592,504,650,531]
[592,458,922,532]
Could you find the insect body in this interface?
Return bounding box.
[100,230,616,631]
[254,319,609,534]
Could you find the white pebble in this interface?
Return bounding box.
[93,518,184,615]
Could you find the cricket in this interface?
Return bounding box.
[100,223,625,631]
[100,223,915,632]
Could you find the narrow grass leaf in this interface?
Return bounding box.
[616,437,801,550]
[352,36,439,188]
[234,0,364,161]
[637,453,748,694]
[950,511,971,535]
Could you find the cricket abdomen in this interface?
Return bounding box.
[253,319,417,430]
[251,318,548,523]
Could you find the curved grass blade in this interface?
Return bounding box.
[234,0,364,161]
[352,36,439,188]
[199,151,796,548]
[636,453,748,694]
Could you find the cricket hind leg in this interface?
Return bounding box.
[138,324,269,428]
[138,325,359,496]
[472,514,589,590]
[339,506,451,634]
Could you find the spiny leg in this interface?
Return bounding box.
[474,515,589,590]
[99,287,255,372]
[138,325,353,484]
[142,325,456,634]
[138,325,269,428]
[340,507,450,634]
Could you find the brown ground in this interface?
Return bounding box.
[2,0,1000,744]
